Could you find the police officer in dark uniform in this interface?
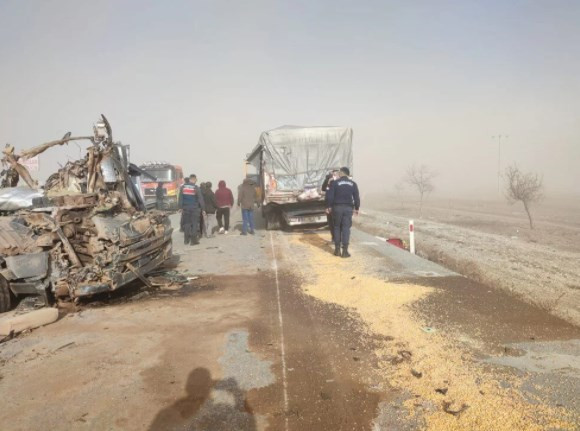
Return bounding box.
[178,174,206,245]
[326,167,360,258]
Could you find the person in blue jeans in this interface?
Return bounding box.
[237,178,259,235]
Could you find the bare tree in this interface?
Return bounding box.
[504,164,543,229]
[404,164,436,217]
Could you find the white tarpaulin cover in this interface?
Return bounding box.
[250,126,353,192]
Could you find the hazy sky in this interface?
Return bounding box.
[1,0,579,198]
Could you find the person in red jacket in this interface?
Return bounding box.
[215,180,234,234]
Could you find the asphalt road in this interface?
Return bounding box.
[0,212,578,430]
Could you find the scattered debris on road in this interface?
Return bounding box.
[398,349,413,361]
[442,401,469,416]
[411,368,423,378]
[386,237,407,250]
[146,269,197,291]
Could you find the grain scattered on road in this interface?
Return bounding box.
[291,234,576,430]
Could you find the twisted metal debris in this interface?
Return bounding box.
[0,115,173,311]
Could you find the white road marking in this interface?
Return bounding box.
[269,231,290,431]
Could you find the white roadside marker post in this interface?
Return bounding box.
[409,220,415,254]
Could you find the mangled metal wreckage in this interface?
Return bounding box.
[0,116,173,312]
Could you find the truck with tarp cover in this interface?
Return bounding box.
[246,126,353,229]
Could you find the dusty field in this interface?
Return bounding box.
[358,196,580,326]
[369,196,580,252]
[0,212,578,430]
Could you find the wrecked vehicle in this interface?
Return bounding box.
[0,116,173,312]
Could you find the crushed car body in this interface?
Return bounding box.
[0,116,173,312]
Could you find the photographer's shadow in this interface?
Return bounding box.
[148,367,256,431]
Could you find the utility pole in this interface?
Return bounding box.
[492,135,508,194]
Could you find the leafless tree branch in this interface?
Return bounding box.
[404,164,437,217]
[504,164,543,229]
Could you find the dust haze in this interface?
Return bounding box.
[2,2,580,430]
[1,1,579,199]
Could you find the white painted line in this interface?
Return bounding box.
[269,231,290,431]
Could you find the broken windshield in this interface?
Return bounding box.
[142,167,175,182]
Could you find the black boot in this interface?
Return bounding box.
[334,244,341,256]
[341,245,351,258]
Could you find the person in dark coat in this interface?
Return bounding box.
[201,181,218,237]
[322,170,339,242]
[178,175,205,245]
[215,180,234,234]
[155,182,165,210]
[326,167,360,258]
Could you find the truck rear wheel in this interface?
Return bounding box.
[167,197,178,211]
[0,275,13,313]
[265,210,281,230]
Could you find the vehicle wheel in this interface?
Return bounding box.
[266,211,281,230]
[0,275,13,313]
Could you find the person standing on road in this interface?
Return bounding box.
[326,167,360,258]
[237,178,259,235]
[155,182,165,210]
[215,180,234,234]
[322,170,339,242]
[201,181,218,237]
[178,174,206,245]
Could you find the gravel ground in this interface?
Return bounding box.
[355,208,580,327]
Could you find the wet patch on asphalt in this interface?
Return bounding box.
[218,330,275,391]
[409,275,580,420]
[485,339,580,375]
[409,275,580,351]
[248,269,391,430]
[138,269,392,430]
